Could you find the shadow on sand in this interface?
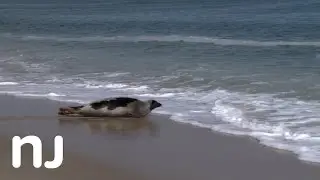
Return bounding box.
[58,116,159,136]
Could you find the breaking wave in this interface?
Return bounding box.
[3,33,320,47]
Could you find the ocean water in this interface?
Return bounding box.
[1,0,320,163]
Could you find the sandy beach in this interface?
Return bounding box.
[0,94,319,180]
[0,136,145,180]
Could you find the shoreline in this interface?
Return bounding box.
[1,93,317,165]
[0,94,320,179]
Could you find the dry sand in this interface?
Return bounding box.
[0,94,319,180]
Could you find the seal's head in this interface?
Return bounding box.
[148,100,162,111]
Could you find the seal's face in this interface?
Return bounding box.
[150,100,162,110]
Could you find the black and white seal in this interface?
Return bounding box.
[58,97,162,118]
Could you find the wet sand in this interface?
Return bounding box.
[0,94,319,180]
[0,136,144,180]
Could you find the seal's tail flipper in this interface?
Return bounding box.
[58,105,84,116]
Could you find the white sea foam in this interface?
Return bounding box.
[74,82,148,92]
[20,92,66,97]
[0,91,65,97]
[8,34,320,47]
[202,89,320,162]
[250,81,269,85]
[45,77,63,83]
[120,85,149,92]
[47,93,65,97]
[77,83,129,89]
[141,87,320,163]
[0,82,19,85]
[136,93,181,98]
[103,84,129,89]
[103,72,131,77]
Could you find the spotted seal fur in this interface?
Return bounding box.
[58,97,162,118]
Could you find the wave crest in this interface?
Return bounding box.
[4,33,320,47]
